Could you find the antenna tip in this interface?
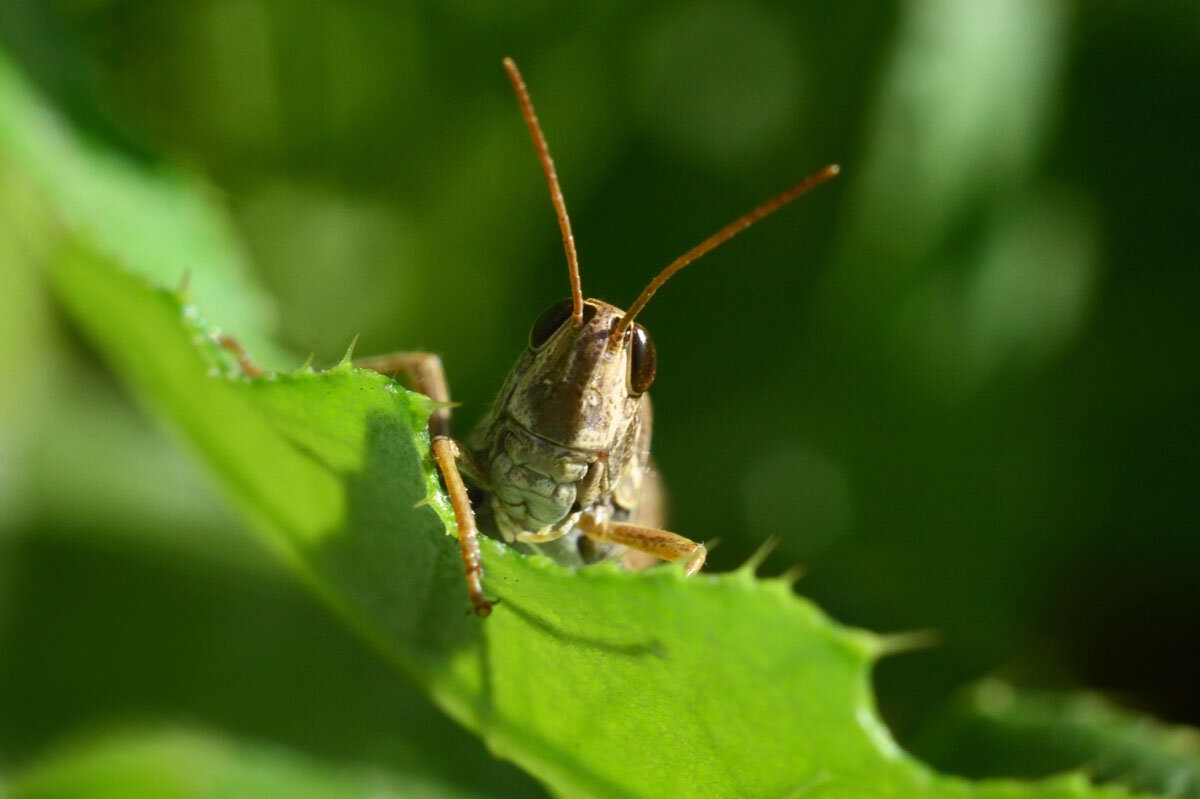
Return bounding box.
[827,164,841,176]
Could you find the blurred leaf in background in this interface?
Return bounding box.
[0,0,1197,795]
[912,681,1200,797]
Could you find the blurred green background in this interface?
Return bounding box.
[1,0,1197,793]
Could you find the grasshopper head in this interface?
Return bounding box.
[497,58,835,453]
[504,298,655,452]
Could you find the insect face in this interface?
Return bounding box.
[506,299,652,454]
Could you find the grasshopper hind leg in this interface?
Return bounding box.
[572,465,695,573]
[577,510,707,576]
[618,465,667,571]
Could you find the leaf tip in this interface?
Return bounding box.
[340,334,361,366]
[737,536,779,576]
[777,562,807,586]
[845,629,888,661]
[176,269,193,301]
[875,628,941,658]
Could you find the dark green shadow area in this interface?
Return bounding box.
[0,529,543,798]
[303,412,481,661]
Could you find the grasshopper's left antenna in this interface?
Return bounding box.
[503,57,585,326]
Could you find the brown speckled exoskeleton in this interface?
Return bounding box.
[318,59,835,616]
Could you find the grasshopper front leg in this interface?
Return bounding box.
[356,351,496,617]
[429,436,496,617]
[577,512,707,576]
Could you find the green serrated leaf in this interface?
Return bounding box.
[46,241,1152,799]
[1,40,1168,799]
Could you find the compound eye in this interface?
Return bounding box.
[628,324,657,395]
[529,299,574,348]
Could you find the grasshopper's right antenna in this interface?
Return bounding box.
[503,57,585,326]
[611,164,840,344]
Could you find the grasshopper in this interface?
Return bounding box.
[227,59,837,616]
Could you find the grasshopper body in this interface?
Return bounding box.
[352,59,837,615]
[468,299,660,569]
